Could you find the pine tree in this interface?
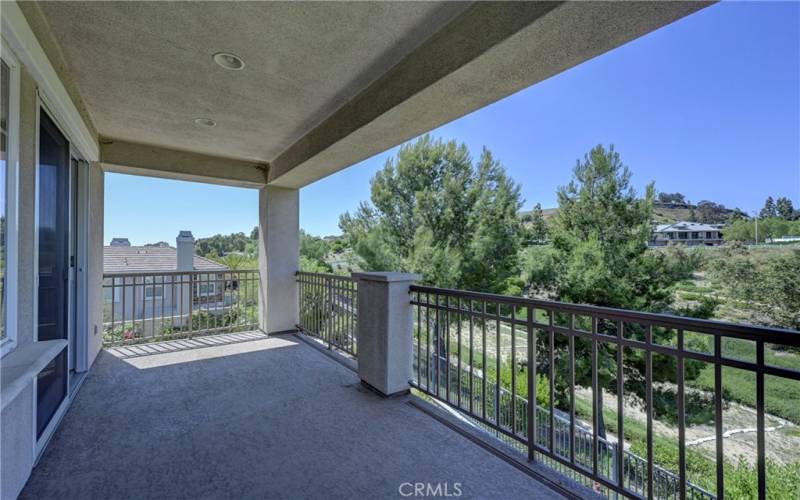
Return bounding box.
[526,202,548,242]
[776,197,795,220]
[547,144,698,437]
[760,196,777,218]
[339,135,523,294]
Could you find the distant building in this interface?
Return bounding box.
[103,231,230,326]
[651,221,724,246]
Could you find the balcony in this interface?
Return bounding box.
[19,331,570,500]
[2,3,793,499]
[13,269,800,499]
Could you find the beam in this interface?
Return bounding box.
[268,1,711,188]
[100,138,268,188]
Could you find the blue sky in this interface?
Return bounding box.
[106,2,799,244]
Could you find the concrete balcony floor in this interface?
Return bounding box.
[21,333,566,499]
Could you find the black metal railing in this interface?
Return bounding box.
[410,285,800,500]
[102,270,260,347]
[296,271,358,356]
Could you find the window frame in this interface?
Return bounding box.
[1,41,21,358]
[144,284,164,300]
[195,281,216,297]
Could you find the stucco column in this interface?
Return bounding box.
[258,186,299,334]
[353,272,420,397]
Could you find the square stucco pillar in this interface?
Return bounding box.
[258,186,299,334]
[353,272,420,397]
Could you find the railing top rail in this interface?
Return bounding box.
[104,269,259,278]
[410,284,800,346]
[295,270,356,281]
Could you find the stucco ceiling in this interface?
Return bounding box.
[30,1,710,188]
[34,1,470,162]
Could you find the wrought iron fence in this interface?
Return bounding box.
[102,270,260,347]
[410,285,800,500]
[296,271,358,356]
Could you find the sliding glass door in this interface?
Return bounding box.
[36,110,70,438]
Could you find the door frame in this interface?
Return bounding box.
[32,96,91,458]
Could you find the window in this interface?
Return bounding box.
[1,44,20,357]
[691,232,700,239]
[195,282,216,297]
[706,231,713,239]
[144,282,164,299]
[678,232,688,240]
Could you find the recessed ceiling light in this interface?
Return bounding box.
[193,118,217,127]
[213,52,245,71]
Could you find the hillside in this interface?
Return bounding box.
[522,202,743,225]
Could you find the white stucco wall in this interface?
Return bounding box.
[87,161,104,366]
[258,186,299,334]
[0,64,38,500]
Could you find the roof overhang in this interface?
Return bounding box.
[24,1,713,188]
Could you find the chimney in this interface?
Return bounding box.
[110,237,131,247]
[176,230,195,271]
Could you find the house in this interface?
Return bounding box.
[102,231,231,339]
[2,3,791,500]
[651,221,725,246]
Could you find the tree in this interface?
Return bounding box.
[521,202,548,243]
[214,253,257,270]
[540,145,700,436]
[694,201,732,224]
[299,230,332,272]
[657,192,686,204]
[549,144,675,310]
[760,196,777,219]
[729,208,748,223]
[339,135,523,294]
[759,250,800,329]
[196,231,252,257]
[710,248,800,330]
[776,197,796,220]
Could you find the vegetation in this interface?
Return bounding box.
[708,247,800,330]
[340,135,523,294]
[724,217,800,242]
[299,230,334,272]
[196,228,259,258]
[521,202,548,243]
[760,196,798,221]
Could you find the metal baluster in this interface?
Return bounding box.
[528,305,535,462]
[617,320,625,490]
[470,300,474,416]
[677,329,686,500]
[592,316,599,480]
[511,306,516,435]
[647,325,654,500]
[714,335,724,500]
[496,302,501,427]
[549,311,555,454]
[457,297,462,409]
[482,300,487,423]
[426,293,431,391]
[756,341,766,500]
[569,316,575,465]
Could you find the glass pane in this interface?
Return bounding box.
[1,59,9,341]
